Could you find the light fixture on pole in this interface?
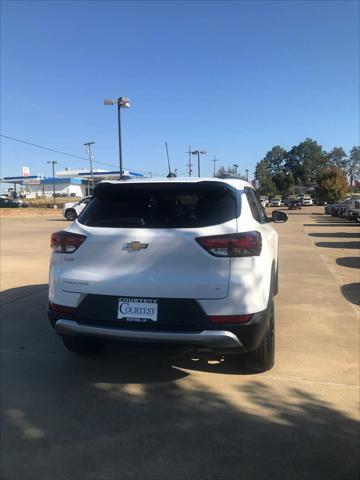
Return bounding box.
[233,163,239,176]
[47,160,58,207]
[191,150,206,177]
[104,97,130,179]
[84,141,95,194]
[245,169,249,182]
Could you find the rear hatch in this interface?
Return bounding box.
[59,181,238,300]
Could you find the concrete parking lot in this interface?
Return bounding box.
[0,208,359,480]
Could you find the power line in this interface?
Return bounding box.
[1,134,88,160]
[0,134,118,169]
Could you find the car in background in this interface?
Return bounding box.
[344,196,360,218]
[288,199,302,210]
[330,204,342,216]
[349,200,360,223]
[283,197,290,206]
[49,177,288,373]
[63,196,92,221]
[260,195,268,208]
[269,197,282,207]
[336,199,353,218]
[302,196,313,206]
[325,204,337,215]
[0,198,28,208]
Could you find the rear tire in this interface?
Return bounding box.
[61,336,102,354]
[243,297,275,373]
[65,209,77,221]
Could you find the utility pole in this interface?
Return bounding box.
[211,155,219,177]
[84,141,95,194]
[47,160,58,207]
[186,144,193,177]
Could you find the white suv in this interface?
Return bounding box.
[48,178,287,372]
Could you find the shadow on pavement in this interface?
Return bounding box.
[304,223,360,227]
[0,284,48,305]
[46,218,69,222]
[315,241,360,250]
[341,283,360,306]
[284,212,316,216]
[305,215,358,225]
[336,257,360,269]
[1,285,359,479]
[0,285,251,377]
[308,232,360,239]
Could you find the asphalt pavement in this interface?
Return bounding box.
[0,209,359,480]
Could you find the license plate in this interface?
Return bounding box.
[117,297,158,323]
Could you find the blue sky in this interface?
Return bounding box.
[1,0,359,181]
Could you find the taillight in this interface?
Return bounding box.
[51,231,86,253]
[208,314,253,324]
[196,231,262,257]
[49,302,77,313]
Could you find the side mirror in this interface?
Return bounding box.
[271,210,288,223]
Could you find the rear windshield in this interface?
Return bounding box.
[78,181,238,228]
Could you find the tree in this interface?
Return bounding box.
[215,166,226,177]
[327,147,348,172]
[215,165,237,177]
[263,146,287,175]
[285,138,327,185]
[272,171,295,194]
[349,146,360,187]
[316,168,349,202]
[255,160,276,196]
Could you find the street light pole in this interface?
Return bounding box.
[104,97,130,180]
[84,141,95,194]
[245,169,249,181]
[192,150,206,177]
[47,160,58,207]
[117,100,123,179]
[233,164,239,176]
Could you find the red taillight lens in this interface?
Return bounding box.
[208,314,253,324]
[196,232,262,257]
[49,302,77,313]
[51,231,86,253]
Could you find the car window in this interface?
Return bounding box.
[244,187,267,223]
[78,182,238,228]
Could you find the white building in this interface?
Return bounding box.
[1,168,144,198]
[25,177,88,198]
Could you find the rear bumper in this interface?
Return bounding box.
[54,319,243,350]
[49,305,269,353]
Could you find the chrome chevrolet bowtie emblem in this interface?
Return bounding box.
[124,241,149,252]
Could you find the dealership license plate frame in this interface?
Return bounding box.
[117,297,159,323]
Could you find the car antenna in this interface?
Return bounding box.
[165,142,176,178]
